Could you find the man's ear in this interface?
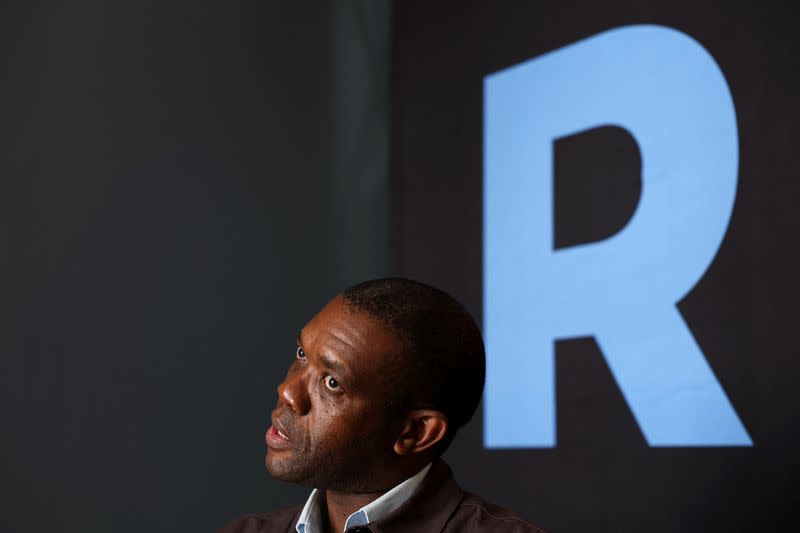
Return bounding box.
[393,409,449,456]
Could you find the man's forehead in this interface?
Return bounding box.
[300,297,403,371]
[303,299,370,345]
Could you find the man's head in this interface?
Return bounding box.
[265,278,485,492]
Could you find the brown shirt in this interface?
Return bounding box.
[216,460,546,533]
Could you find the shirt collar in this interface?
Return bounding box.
[295,463,432,533]
[295,488,322,533]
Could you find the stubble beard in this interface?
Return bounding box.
[266,437,391,492]
[265,448,315,485]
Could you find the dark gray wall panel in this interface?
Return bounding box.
[0,2,390,532]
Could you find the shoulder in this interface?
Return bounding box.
[446,492,548,533]
[214,505,303,533]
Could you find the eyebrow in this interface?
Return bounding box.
[296,332,350,380]
[319,353,350,380]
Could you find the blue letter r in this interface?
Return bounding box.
[484,25,752,448]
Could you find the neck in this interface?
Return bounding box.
[323,489,385,533]
[319,459,432,533]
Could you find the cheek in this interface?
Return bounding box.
[312,404,375,446]
[307,399,348,441]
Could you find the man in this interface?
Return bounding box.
[218,278,545,533]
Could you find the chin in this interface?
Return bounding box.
[265,450,313,485]
[264,449,286,477]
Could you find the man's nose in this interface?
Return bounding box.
[277,368,311,415]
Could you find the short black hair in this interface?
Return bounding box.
[342,277,485,451]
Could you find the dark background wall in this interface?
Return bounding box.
[0,2,389,532]
[392,1,798,532]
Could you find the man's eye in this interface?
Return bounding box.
[324,375,340,392]
[296,346,306,360]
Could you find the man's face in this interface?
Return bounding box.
[265,295,407,491]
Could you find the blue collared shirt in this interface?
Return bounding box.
[295,463,432,533]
